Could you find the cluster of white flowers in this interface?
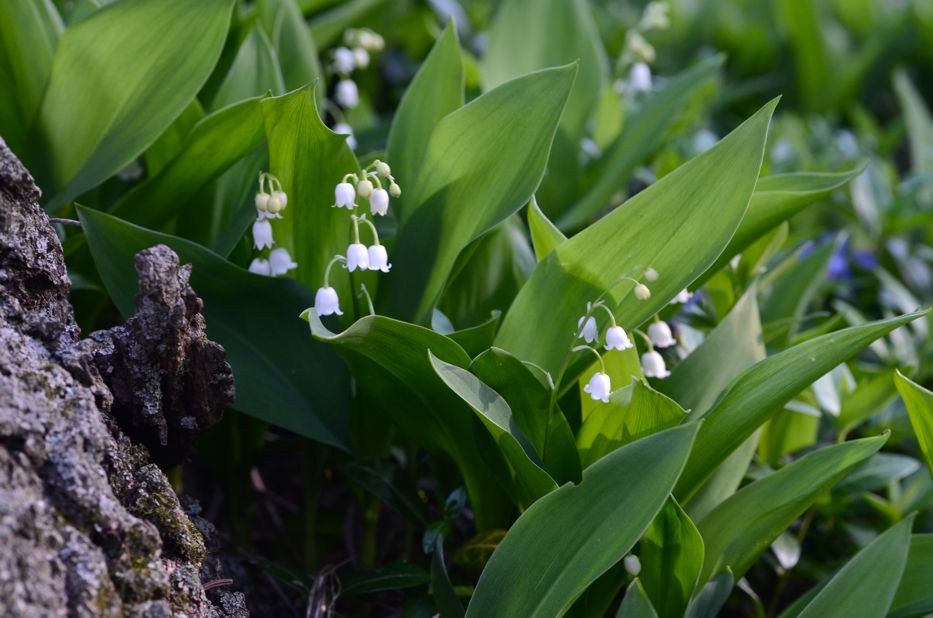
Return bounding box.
[330,28,385,111]
[313,160,400,317]
[248,173,298,277]
[613,1,670,95]
[573,267,692,403]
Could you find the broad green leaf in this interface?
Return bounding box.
[481,0,607,135]
[702,169,862,281]
[256,0,322,92]
[557,56,722,230]
[466,423,700,617]
[262,85,358,299]
[496,99,777,376]
[212,26,285,110]
[578,346,643,423]
[640,499,704,618]
[835,452,920,495]
[893,70,933,175]
[577,379,686,468]
[528,197,567,260]
[616,580,658,618]
[77,206,351,448]
[891,534,933,618]
[683,570,733,618]
[430,353,557,506]
[385,64,577,322]
[696,434,887,585]
[470,347,580,485]
[757,407,819,465]
[431,536,465,618]
[38,0,234,209]
[447,312,501,359]
[144,100,205,177]
[0,0,62,155]
[675,312,924,500]
[110,97,266,229]
[302,311,510,529]
[837,369,898,432]
[895,370,933,480]
[386,22,463,201]
[797,515,914,618]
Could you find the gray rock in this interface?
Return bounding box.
[0,137,244,616]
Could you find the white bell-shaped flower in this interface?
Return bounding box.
[583,372,612,403]
[641,350,670,378]
[648,321,676,348]
[333,47,355,74]
[634,283,651,300]
[248,258,271,276]
[353,47,369,69]
[673,288,693,304]
[630,62,652,92]
[314,286,343,316]
[335,79,359,108]
[268,247,297,276]
[604,325,633,351]
[367,245,391,273]
[577,316,598,343]
[334,122,356,150]
[370,188,389,216]
[624,555,642,577]
[335,182,356,208]
[346,242,369,272]
[252,218,274,250]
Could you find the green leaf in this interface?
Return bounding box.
[110,96,266,229]
[696,435,887,585]
[577,379,686,468]
[893,70,933,175]
[640,498,704,618]
[77,206,351,448]
[0,0,62,155]
[796,515,915,618]
[837,369,898,432]
[895,370,933,480]
[256,0,322,92]
[386,22,463,201]
[466,423,700,617]
[262,84,358,297]
[339,459,429,525]
[891,534,933,618]
[431,536,465,618]
[834,452,920,495]
[481,0,607,135]
[385,64,577,322]
[302,311,510,529]
[308,0,390,49]
[528,197,567,260]
[557,56,722,230]
[701,169,862,282]
[447,312,501,360]
[675,311,925,501]
[470,347,581,485]
[144,100,205,177]
[429,352,558,507]
[38,0,234,209]
[616,580,658,618]
[211,26,285,110]
[683,570,733,618]
[341,562,431,597]
[496,99,777,376]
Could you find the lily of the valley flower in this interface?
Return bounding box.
[252,218,273,250]
[624,555,642,577]
[269,248,297,276]
[583,372,612,403]
[334,122,357,150]
[353,47,369,69]
[577,316,599,343]
[605,325,633,351]
[346,242,369,271]
[248,258,271,276]
[634,283,651,300]
[333,47,355,75]
[389,182,401,198]
[335,182,356,208]
[644,267,659,282]
[641,350,670,378]
[630,63,652,92]
[368,244,391,272]
[370,188,389,216]
[314,286,343,317]
[648,321,676,348]
[357,178,374,199]
[673,288,693,304]
[335,79,359,109]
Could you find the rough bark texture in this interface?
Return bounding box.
[0,138,245,617]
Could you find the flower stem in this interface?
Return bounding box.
[357,215,381,245]
[571,345,606,373]
[358,283,375,315]
[323,254,346,287]
[632,328,654,351]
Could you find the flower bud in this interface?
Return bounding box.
[370,188,389,216]
[389,182,401,198]
[267,193,282,215]
[374,160,391,177]
[644,267,659,282]
[624,555,642,577]
[357,179,373,199]
[314,286,343,316]
[333,47,355,75]
[255,192,269,212]
[634,283,651,300]
[335,79,359,109]
[353,47,369,69]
